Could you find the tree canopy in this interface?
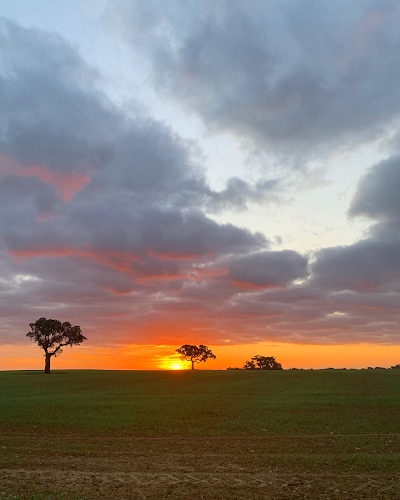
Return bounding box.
[26,317,86,373]
[176,344,216,369]
[243,355,283,370]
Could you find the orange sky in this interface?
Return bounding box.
[1,342,399,371]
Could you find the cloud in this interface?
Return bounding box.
[0,17,293,347]
[310,239,400,287]
[6,207,267,278]
[310,153,400,293]
[3,13,400,351]
[349,155,400,221]
[0,18,115,173]
[110,0,400,159]
[0,155,91,202]
[0,16,281,213]
[227,250,309,288]
[205,177,281,212]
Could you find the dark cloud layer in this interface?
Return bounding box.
[228,250,309,288]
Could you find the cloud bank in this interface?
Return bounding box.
[1,6,400,352]
[111,0,400,159]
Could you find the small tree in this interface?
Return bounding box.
[243,355,283,370]
[26,317,86,374]
[243,359,256,370]
[176,344,216,370]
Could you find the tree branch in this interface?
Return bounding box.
[49,342,69,356]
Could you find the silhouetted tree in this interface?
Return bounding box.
[243,355,283,370]
[26,317,86,374]
[243,359,256,370]
[176,344,216,370]
[391,364,400,369]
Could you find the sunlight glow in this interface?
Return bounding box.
[169,362,184,370]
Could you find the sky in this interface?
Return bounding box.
[1,0,400,370]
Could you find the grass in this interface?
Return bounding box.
[0,369,400,436]
[1,370,400,499]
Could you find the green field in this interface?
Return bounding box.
[1,369,400,436]
[0,369,400,499]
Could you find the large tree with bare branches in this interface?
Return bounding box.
[27,318,86,374]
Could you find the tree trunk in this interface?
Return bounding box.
[45,353,51,374]
[191,359,195,370]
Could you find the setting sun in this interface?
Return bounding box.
[160,358,187,370]
[169,363,184,370]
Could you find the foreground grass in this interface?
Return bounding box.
[0,369,399,436]
[1,370,400,499]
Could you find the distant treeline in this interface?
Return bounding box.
[228,364,400,370]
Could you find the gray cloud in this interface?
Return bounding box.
[311,239,400,287]
[311,153,400,289]
[0,17,278,212]
[0,18,115,174]
[349,155,400,221]
[205,177,281,212]
[228,250,309,288]
[111,0,400,158]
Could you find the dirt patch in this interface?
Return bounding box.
[0,435,399,499]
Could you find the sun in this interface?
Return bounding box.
[169,362,184,370]
[161,357,186,370]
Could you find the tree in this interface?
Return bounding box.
[243,355,283,370]
[26,317,86,374]
[176,344,216,370]
[391,364,400,369]
[243,359,256,370]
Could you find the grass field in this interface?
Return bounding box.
[0,369,400,499]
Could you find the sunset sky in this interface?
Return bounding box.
[1,0,400,370]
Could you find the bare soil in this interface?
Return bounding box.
[0,434,399,499]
